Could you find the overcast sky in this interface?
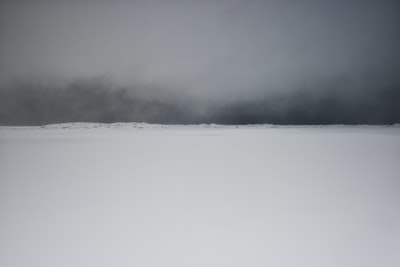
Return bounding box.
[0,0,399,124]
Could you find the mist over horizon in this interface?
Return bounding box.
[1,75,399,125]
[0,0,399,125]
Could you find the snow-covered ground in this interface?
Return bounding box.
[1,123,400,267]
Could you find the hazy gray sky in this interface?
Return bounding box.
[0,0,399,124]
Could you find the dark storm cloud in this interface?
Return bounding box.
[0,0,399,124]
[1,76,399,125]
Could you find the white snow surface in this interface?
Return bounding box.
[1,123,400,267]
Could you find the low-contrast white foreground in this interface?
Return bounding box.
[1,123,400,267]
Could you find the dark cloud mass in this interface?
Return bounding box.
[1,77,399,125]
[0,0,399,125]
